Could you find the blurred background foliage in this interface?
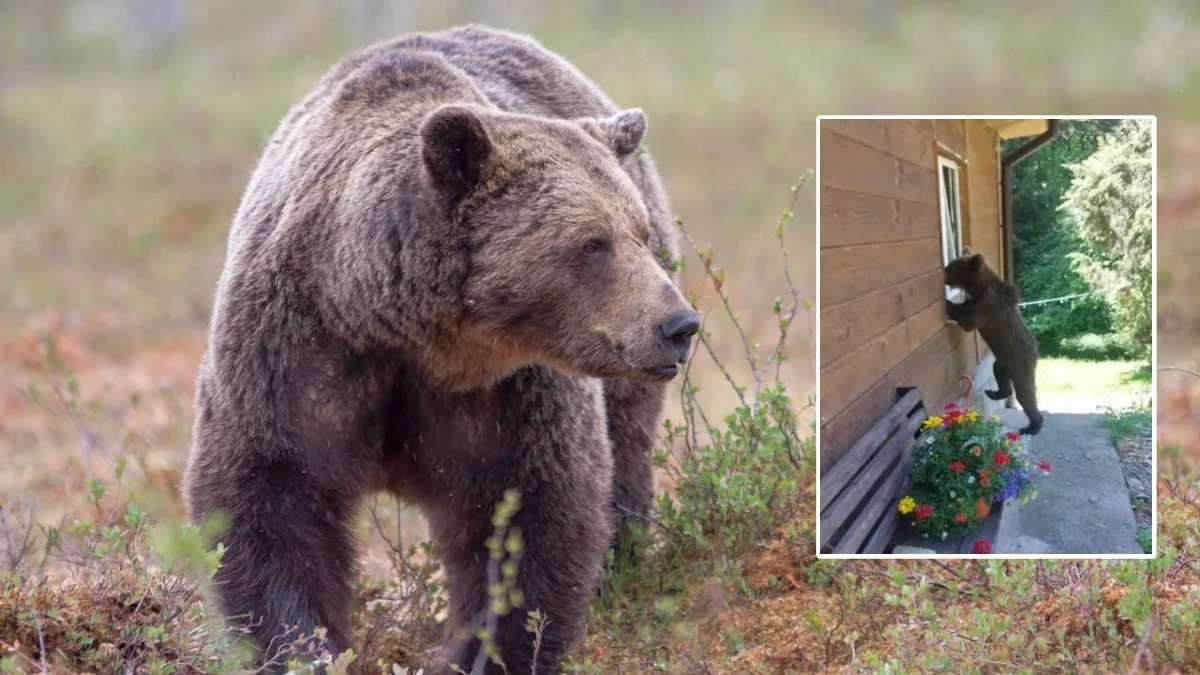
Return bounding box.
[1007,118,1153,360]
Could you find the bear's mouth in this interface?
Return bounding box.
[644,364,679,380]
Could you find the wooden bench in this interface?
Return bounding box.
[820,387,1007,555]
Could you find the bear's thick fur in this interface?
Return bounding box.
[944,252,1044,435]
[183,25,696,674]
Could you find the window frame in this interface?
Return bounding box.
[937,155,964,267]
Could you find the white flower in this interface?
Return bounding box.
[967,476,976,484]
[941,532,948,540]
[950,491,956,498]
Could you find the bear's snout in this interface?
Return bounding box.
[657,310,700,364]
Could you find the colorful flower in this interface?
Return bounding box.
[1038,460,1052,474]
[915,504,933,521]
[1006,431,1021,442]
[992,415,1001,422]
[972,539,992,555]
[994,450,1011,467]
[970,444,983,457]
[949,461,966,473]
[921,416,943,431]
[997,470,1023,501]
[944,402,960,413]
[897,496,916,515]
[965,411,980,423]
[979,471,991,487]
[956,512,967,524]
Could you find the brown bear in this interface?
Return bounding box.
[182,25,696,675]
[943,252,1044,435]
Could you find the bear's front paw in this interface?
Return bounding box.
[984,388,1010,401]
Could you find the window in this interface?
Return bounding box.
[937,156,963,266]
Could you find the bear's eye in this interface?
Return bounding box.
[581,238,610,258]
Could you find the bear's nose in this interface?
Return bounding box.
[658,311,700,362]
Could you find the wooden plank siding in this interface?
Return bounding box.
[934,119,966,160]
[965,122,1002,269]
[819,119,1006,472]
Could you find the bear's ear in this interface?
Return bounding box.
[576,108,647,161]
[961,245,974,256]
[968,253,985,271]
[420,105,493,202]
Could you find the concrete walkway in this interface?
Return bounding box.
[993,401,1143,555]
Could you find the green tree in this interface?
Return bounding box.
[1006,119,1119,355]
[1060,118,1154,358]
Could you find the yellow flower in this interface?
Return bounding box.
[966,411,980,423]
[897,496,916,515]
[921,416,943,431]
[992,415,1001,422]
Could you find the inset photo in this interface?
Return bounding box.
[816,116,1155,558]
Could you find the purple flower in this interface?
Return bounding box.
[994,468,1023,502]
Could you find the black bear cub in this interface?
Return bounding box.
[944,252,1044,435]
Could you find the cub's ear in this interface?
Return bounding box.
[421,105,493,201]
[961,245,974,256]
[968,253,985,271]
[575,108,647,160]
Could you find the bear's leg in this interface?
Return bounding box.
[603,378,665,559]
[1013,369,1044,435]
[439,487,609,675]
[193,468,358,673]
[985,360,1014,401]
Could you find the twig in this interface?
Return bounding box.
[679,311,719,455]
[858,560,971,596]
[675,222,751,408]
[823,597,846,666]
[757,170,813,401]
[688,298,749,409]
[30,607,48,674]
[471,555,502,675]
[614,503,696,560]
[1159,365,1200,379]
[529,614,549,675]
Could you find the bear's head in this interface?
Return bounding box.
[420,104,698,383]
[945,252,990,290]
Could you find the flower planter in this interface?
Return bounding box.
[897,400,1049,543]
[974,496,991,520]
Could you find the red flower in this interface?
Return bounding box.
[915,504,933,521]
[1038,460,1052,473]
[1006,431,1021,442]
[972,539,992,555]
[993,450,1011,466]
[956,512,967,524]
[944,402,960,413]
[949,460,966,473]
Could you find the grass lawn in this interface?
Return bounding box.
[1037,357,1151,400]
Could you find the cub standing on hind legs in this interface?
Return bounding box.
[943,251,1045,436]
[183,24,695,675]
